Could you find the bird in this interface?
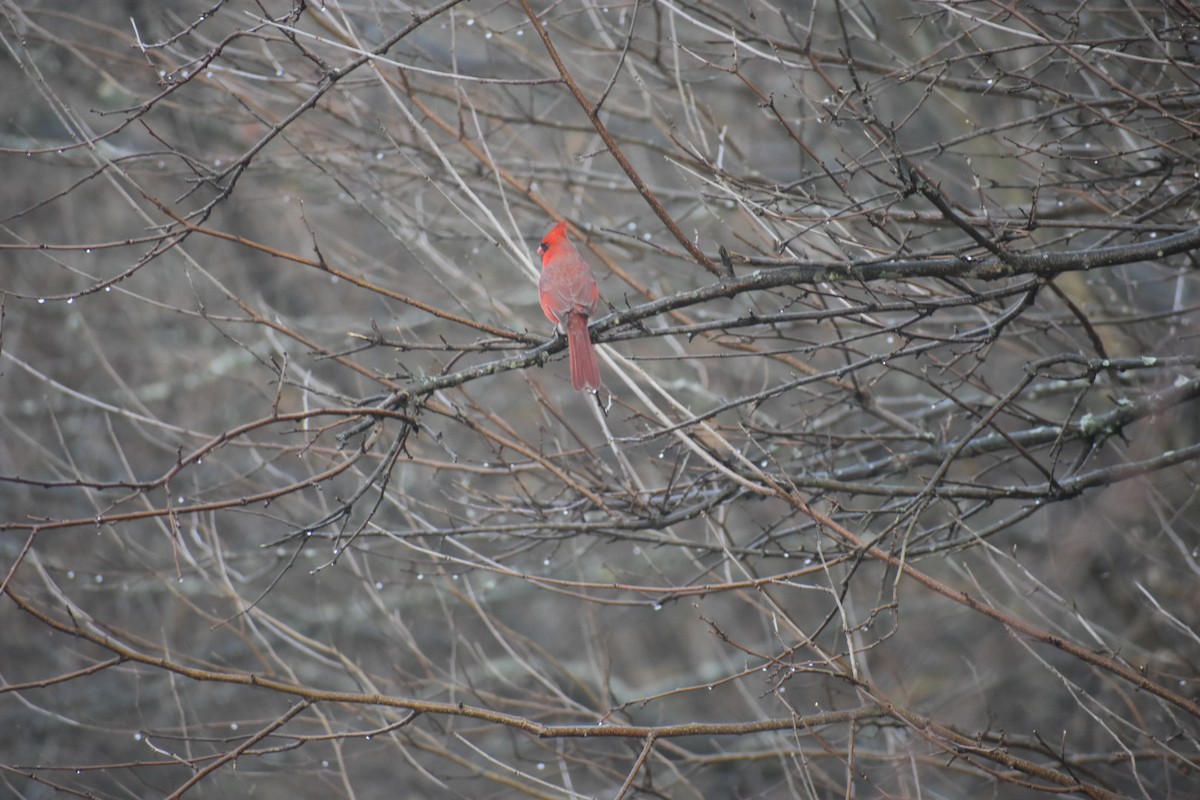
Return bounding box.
[536,222,602,391]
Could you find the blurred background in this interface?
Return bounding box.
[1,1,1198,797]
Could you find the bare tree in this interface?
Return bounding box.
[2,1,1199,798]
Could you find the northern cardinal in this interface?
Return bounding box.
[536,222,601,391]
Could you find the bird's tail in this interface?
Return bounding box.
[566,311,601,391]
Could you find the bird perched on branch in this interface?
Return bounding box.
[536,222,601,391]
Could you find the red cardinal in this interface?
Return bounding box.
[536,222,601,391]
